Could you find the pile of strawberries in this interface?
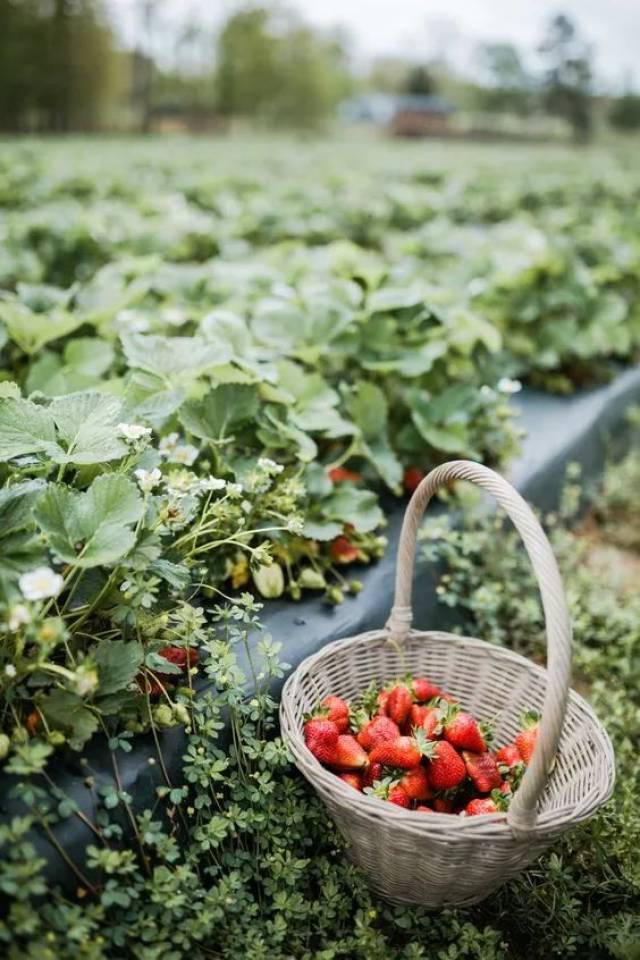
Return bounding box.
[303,676,539,816]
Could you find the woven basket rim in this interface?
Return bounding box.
[280,627,615,838]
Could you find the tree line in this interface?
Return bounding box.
[0,1,638,137]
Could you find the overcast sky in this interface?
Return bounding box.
[110,0,637,91]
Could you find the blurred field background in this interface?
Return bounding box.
[0,0,639,143]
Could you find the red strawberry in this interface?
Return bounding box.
[416,804,436,813]
[399,765,432,801]
[432,797,454,813]
[388,784,410,807]
[499,780,512,795]
[304,717,339,764]
[320,695,350,733]
[158,645,199,671]
[333,735,369,770]
[462,751,502,793]
[356,715,400,751]
[403,467,424,494]
[443,708,487,753]
[410,703,429,727]
[369,735,423,769]
[420,706,442,740]
[368,778,410,807]
[329,536,359,564]
[412,677,442,702]
[328,467,362,484]
[495,743,523,769]
[338,772,363,791]
[515,711,540,764]
[424,740,466,790]
[376,689,390,716]
[465,797,498,816]
[386,685,413,726]
[363,761,384,788]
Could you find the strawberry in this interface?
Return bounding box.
[304,717,339,764]
[369,734,425,769]
[409,703,429,727]
[399,765,432,801]
[367,777,410,807]
[499,780,512,795]
[333,734,369,770]
[320,695,350,733]
[495,743,523,769]
[420,706,442,740]
[158,645,199,671]
[363,761,384,788]
[388,784,410,807]
[338,772,363,791]
[411,677,442,702]
[386,684,413,726]
[432,797,454,813]
[356,715,400,751]
[515,710,540,764]
[423,740,467,790]
[442,707,487,753]
[465,797,498,816]
[416,804,436,813]
[403,467,424,494]
[462,751,502,793]
[328,467,362,484]
[329,536,359,565]
[376,689,390,716]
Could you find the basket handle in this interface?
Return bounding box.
[385,459,571,837]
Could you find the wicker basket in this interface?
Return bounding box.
[280,460,615,906]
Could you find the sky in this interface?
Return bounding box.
[109,0,637,91]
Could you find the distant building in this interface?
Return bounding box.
[339,93,454,137]
[390,95,454,137]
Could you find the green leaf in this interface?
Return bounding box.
[179,384,259,442]
[0,480,45,536]
[49,392,128,465]
[349,383,402,490]
[95,639,144,696]
[0,301,84,355]
[0,397,58,461]
[40,690,99,750]
[121,332,227,384]
[322,487,383,533]
[34,474,143,568]
[301,519,344,541]
[26,338,114,396]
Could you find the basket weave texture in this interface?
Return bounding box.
[280,460,615,906]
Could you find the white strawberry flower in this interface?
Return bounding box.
[199,476,226,492]
[118,422,152,442]
[257,457,284,475]
[134,467,162,493]
[169,444,199,466]
[4,664,17,678]
[497,378,522,395]
[7,604,31,632]
[19,567,64,601]
[159,432,180,457]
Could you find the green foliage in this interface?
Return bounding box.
[1,457,639,958]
